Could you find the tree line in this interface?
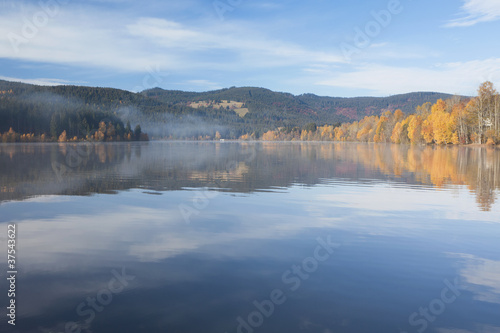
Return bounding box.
[1,121,147,143]
[0,81,149,142]
[1,79,497,143]
[256,82,500,145]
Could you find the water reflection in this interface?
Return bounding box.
[1,142,499,210]
[1,142,500,333]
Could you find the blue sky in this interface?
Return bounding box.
[1,0,499,97]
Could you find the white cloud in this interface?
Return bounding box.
[316,58,500,96]
[0,6,344,75]
[127,17,345,68]
[356,43,441,62]
[445,0,500,27]
[449,253,500,304]
[369,42,389,49]
[245,2,283,10]
[0,8,177,72]
[11,198,338,264]
[0,75,74,86]
[1,1,498,96]
[185,79,223,90]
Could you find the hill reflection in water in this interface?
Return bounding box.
[0,142,499,211]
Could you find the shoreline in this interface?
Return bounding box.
[2,139,498,148]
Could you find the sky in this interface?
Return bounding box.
[0,0,499,97]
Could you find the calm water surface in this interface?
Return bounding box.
[1,142,500,333]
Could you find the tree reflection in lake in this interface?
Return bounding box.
[0,142,499,211]
[1,141,500,333]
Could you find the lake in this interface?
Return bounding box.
[1,142,500,333]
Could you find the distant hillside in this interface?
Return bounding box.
[0,80,462,139]
[296,91,459,120]
[143,86,458,123]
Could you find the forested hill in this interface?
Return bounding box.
[0,79,459,140]
[144,86,456,123]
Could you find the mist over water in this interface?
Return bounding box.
[117,106,229,138]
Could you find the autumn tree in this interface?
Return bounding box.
[262,130,276,141]
[407,115,423,145]
[346,121,359,141]
[58,130,67,142]
[374,116,389,143]
[106,123,116,141]
[422,99,457,144]
[467,82,498,143]
[357,116,377,142]
[334,124,348,141]
[394,109,405,123]
[2,128,18,143]
[494,92,500,140]
[452,101,471,144]
[391,122,403,143]
[94,121,106,141]
[319,125,335,140]
[391,117,410,144]
[416,102,432,117]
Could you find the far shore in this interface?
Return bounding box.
[1,139,499,148]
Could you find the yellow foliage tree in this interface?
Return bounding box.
[262,130,276,141]
[423,99,456,144]
[407,115,423,144]
[394,109,405,123]
[334,126,344,141]
[300,130,308,141]
[58,130,67,142]
[374,116,388,143]
[391,122,403,144]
